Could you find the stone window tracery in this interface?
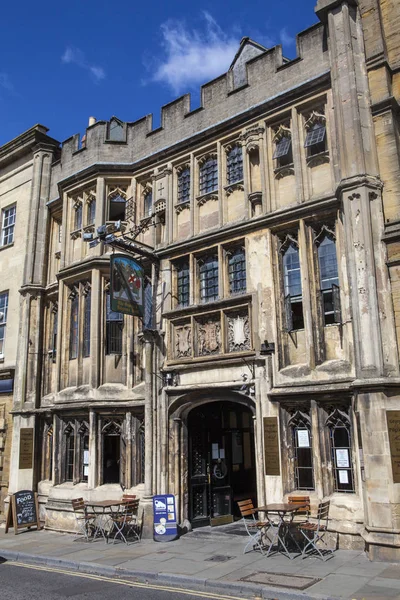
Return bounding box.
[288,410,314,491]
[226,144,243,185]
[326,408,355,493]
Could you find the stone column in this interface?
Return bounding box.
[141,333,154,538]
[88,410,97,489]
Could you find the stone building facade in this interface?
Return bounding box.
[4,0,400,560]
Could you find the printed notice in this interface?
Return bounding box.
[339,470,349,484]
[387,411,400,483]
[212,444,219,460]
[297,429,310,448]
[336,449,350,468]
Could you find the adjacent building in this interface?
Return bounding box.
[3,0,400,560]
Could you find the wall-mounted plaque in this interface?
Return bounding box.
[264,417,280,476]
[19,428,34,470]
[387,411,400,483]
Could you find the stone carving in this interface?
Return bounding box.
[175,325,192,359]
[175,200,190,214]
[197,193,218,207]
[197,319,221,356]
[228,313,251,352]
[240,126,265,153]
[225,182,244,197]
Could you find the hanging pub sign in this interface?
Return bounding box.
[110,254,144,317]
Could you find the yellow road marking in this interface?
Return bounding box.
[4,561,254,600]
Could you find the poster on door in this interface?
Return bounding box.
[153,494,178,542]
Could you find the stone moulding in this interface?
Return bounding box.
[274,164,295,179]
[248,191,262,207]
[306,151,330,168]
[224,181,244,197]
[175,200,190,214]
[196,192,219,207]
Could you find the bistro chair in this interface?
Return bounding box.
[237,499,268,555]
[108,499,140,545]
[121,494,137,502]
[71,498,96,541]
[298,500,334,561]
[288,495,310,523]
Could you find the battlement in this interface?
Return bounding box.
[52,22,329,193]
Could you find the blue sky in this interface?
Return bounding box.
[0,0,318,146]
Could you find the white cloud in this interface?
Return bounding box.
[0,72,14,93]
[151,12,239,93]
[279,28,295,47]
[61,46,105,83]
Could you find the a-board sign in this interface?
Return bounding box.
[387,410,400,483]
[153,494,178,542]
[264,416,281,476]
[5,490,41,535]
[19,428,34,469]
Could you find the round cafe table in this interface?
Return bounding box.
[255,503,307,559]
[85,500,121,542]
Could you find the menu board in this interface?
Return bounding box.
[387,411,400,483]
[19,428,34,469]
[264,417,280,476]
[153,494,178,542]
[5,490,41,535]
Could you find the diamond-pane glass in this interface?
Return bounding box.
[178,168,190,203]
[199,157,218,194]
[227,145,243,184]
[304,124,326,148]
[199,256,219,302]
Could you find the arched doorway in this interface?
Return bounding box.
[188,401,257,528]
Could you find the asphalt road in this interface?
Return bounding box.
[0,560,256,600]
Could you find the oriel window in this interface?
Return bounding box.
[317,234,341,325]
[228,248,246,295]
[199,255,219,302]
[178,168,190,204]
[282,242,304,331]
[176,260,190,307]
[106,292,123,355]
[288,411,314,491]
[74,203,82,230]
[83,289,91,357]
[199,156,218,195]
[227,145,243,185]
[87,199,96,225]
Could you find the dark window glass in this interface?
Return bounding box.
[228,248,246,295]
[81,434,89,482]
[74,205,82,230]
[283,244,304,331]
[109,194,126,221]
[199,256,219,302]
[177,261,190,306]
[106,293,123,355]
[293,426,314,490]
[199,157,218,195]
[83,291,91,357]
[227,145,243,185]
[108,119,124,141]
[66,431,75,481]
[144,190,153,217]
[52,310,58,363]
[328,411,355,493]
[69,295,79,359]
[305,122,326,156]
[87,200,96,225]
[178,168,190,203]
[273,136,293,167]
[318,236,341,325]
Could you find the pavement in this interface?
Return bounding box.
[0,524,400,600]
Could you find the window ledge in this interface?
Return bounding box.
[70,229,82,240]
[0,242,14,252]
[196,191,218,207]
[224,181,244,196]
[274,164,294,179]
[164,293,253,319]
[175,200,191,214]
[307,151,330,168]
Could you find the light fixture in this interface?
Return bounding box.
[260,340,275,355]
[162,370,178,387]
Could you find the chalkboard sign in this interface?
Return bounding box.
[5,490,41,535]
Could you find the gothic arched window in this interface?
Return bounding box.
[326,408,355,492]
[227,145,243,185]
[317,232,341,325]
[288,411,314,490]
[282,240,304,331]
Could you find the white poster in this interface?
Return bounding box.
[339,470,349,484]
[84,450,89,465]
[297,429,310,448]
[336,449,349,468]
[212,444,219,460]
[84,466,89,477]
[219,448,225,459]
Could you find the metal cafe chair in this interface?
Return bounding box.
[237,499,268,555]
[71,498,96,541]
[298,500,334,561]
[108,499,140,545]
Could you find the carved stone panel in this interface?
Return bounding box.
[227,311,251,352]
[175,323,192,359]
[196,317,221,356]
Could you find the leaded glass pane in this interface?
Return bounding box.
[87,200,96,225]
[283,245,302,298]
[304,123,326,148]
[74,205,82,230]
[228,249,246,295]
[199,157,218,194]
[106,293,123,355]
[199,256,219,302]
[178,168,190,203]
[273,137,292,159]
[227,145,243,185]
[177,261,190,306]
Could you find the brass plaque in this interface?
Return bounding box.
[387,411,400,483]
[264,417,280,476]
[19,428,34,470]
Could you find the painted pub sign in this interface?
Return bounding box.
[110,254,144,317]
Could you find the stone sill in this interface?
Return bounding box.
[0,242,14,252]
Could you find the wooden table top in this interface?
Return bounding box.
[256,503,308,513]
[86,500,121,508]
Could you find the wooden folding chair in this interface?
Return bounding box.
[108,499,140,545]
[237,499,268,555]
[298,500,334,560]
[71,498,96,541]
[288,495,310,523]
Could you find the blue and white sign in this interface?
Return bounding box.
[153,494,178,542]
